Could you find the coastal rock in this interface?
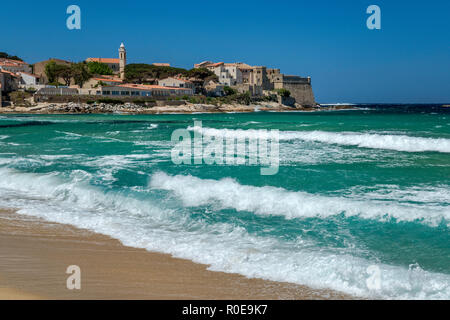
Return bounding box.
[0,101,350,114]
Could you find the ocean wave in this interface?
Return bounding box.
[345,185,450,206]
[0,167,449,299]
[188,126,450,153]
[149,172,450,226]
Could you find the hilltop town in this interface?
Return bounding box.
[0,44,319,113]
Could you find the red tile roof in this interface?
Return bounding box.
[0,58,28,66]
[86,58,120,64]
[0,69,19,77]
[208,62,224,68]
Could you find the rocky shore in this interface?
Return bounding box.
[0,101,354,114]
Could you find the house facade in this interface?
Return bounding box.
[200,62,243,86]
[158,77,194,89]
[83,76,123,88]
[18,72,40,86]
[0,69,19,92]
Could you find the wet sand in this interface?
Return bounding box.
[0,209,352,300]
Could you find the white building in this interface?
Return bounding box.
[18,72,40,86]
[199,62,243,86]
[158,77,194,89]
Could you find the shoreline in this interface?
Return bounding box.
[0,209,353,300]
[0,102,356,115]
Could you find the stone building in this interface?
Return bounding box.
[0,69,19,92]
[194,60,316,106]
[272,74,315,106]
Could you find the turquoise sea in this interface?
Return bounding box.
[0,106,449,299]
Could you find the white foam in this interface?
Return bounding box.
[0,167,449,299]
[188,126,450,153]
[345,185,450,206]
[150,172,450,226]
[320,103,358,106]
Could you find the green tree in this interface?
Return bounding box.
[45,61,59,84]
[56,65,73,86]
[223,86,237,96]
[185,68,216,80]
[125,64,188,82]
[87,61,113,75]
[276,88,291,98]
[0,52,23,61]
[236,91,251,105]
[71,62,92,87]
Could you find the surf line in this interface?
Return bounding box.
[170,121,279,175]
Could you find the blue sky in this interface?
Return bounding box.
[2,0,449,103]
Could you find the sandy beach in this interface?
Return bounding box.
[0,209,351,300]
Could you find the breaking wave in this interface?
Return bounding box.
[0,167,449,299]
[150,172,450,226]
[188,126,450,153]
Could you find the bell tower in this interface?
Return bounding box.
[119,43,126,80]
